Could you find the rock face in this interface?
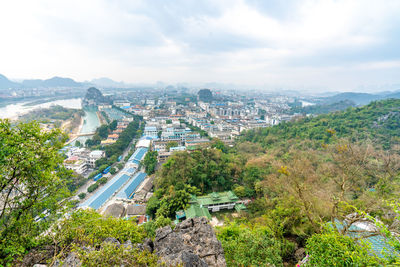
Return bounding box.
[198,89,213,102]
[82,87,110,107]
[21,217,226,267]
[154,217,226,267]
[103,203,125,218]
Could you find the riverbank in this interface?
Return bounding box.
[97,111,107,125]
[64,115,84,145]
[65,108,102,146]
[0,98,82,120]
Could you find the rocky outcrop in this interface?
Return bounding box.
[154,217,226,267]
[103,203,125,218]
[82,87,110,107]
[21,217,226,267]
[198,89,213,102]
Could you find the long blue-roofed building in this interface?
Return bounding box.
[116,172,147,199]
[127,147,148,167]
[79,133,154,211]
[80,166,136,210]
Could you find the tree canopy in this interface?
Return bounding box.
[0,119,71,263]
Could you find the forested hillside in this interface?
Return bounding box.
[2,99,400,266]
[242,99,400,149]
[149,99,400,266]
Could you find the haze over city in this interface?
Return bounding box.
[2,1,400,266]
[1,0,400,92]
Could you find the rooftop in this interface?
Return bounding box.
[145,126,157,131]
[190,191,239,206]
[185,204,212,220]
[116,172,147,199]
[126,204,146,216]
[334,220,399,259]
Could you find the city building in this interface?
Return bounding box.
[189,191,240,212]
[175,191,243,222]
[88,150,105,168]
[64,156,88,174]
[144,126,158,137]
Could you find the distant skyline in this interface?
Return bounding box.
[1,0,400,92]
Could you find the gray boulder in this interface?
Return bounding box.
[62,252,81,267]
[154,217,226,267]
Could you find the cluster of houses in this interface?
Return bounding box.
[101,119,132,145]
[62,147,105,174]
[143,117,210,162]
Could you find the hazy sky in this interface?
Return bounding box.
[1,0,400,91]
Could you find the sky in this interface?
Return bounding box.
[0,0,400,92]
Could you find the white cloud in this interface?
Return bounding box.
[0,0,399,90]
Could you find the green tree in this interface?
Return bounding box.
[233,185,246,198]
[87,183,99,193]
[98,177,108,184]
[165,141,178,151]
[306,228,379,266]
[98,164,109,173]
[148,185,200,219]
[0,119,71,264]
[146,195,160,218]
[211,139,227,153]
[217,222,283,267]
[143,151,158,174]
[109,120,118,131]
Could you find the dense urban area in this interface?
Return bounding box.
[1,78,400,266]
[2,0,400,265]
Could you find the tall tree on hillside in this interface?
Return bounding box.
[0,120,71,263]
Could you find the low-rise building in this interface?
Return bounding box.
[88,150,105,168]
[169,146,186,152]
[136,139,151,149]
[101,139,117,145]
[157,151,172,163]
[144,126,158,137]
[175,191,243,222]
[64,156,88,174]
[189,191,239,212]
[108,134,119,140]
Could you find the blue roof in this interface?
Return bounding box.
[145,126,157,131]
[128,147,148,163]
[116,172,147,199]
[333,220,399,259]
[124,167,136,174]
[80,173,131,210]
[142,135,156,140]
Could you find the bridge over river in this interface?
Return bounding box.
[67,108,101,146]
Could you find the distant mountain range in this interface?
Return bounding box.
[22,76,82,88]
[90,77,128,88]
[0,73,83,90]
[0,74,20,89]
[0,73,137,90]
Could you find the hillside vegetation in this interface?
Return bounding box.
[242,99,400,149]
[2,99,400,266]
[151,99,400,266]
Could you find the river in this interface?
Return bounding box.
[0,98,82,119]
[0,98,101,145]
[72,107,101,146]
